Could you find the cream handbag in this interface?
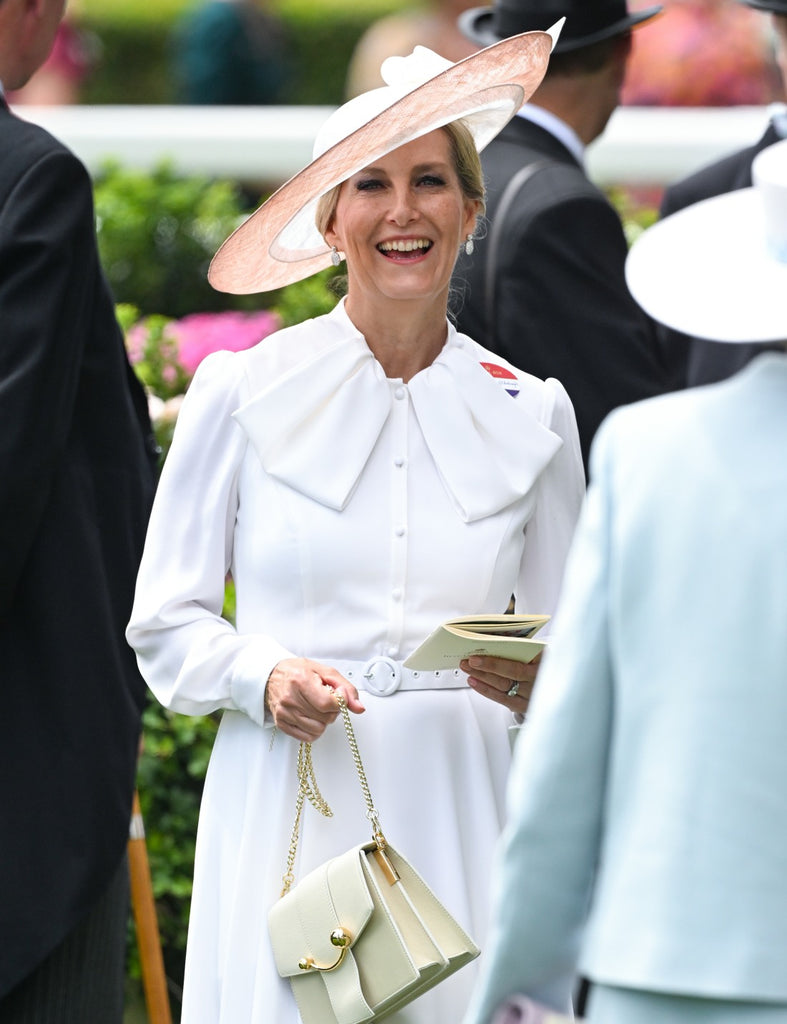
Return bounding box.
[268,695,480,1024]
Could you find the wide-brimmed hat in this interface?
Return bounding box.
[741,0,787,14]
[459,0,662,53]
[208,25,561,294]
[625,138,787,344]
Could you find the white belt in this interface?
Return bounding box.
[330,656,468,697]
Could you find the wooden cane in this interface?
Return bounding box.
[129,790,173,1024]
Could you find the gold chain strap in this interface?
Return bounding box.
[280,692,386,897]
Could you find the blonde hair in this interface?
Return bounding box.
[315,119,484,238]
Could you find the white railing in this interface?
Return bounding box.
[15,103,772,188]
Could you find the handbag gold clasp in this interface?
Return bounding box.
[298,928,351,973]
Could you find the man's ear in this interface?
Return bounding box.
[22,0,48,20]
[18,0,49,43]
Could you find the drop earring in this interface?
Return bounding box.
[330,245,342,267]
[464,234,474,256]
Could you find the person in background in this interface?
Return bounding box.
[0,0,157,1019]
[127,27,585,1024]
[6,2,98,106]
[172,0,290,105]
[453,0,674,472]
[345,0,479,98]
[658,0,787,387]
[622,0,781,106]
[462,137,787,1024]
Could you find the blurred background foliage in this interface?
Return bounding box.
[95,162,260,318]
[79,0,401,105]
[130,704,218,1008]
[73,0,785,108]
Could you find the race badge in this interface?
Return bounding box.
[480,362,520,398]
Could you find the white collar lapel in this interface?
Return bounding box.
[233,306,563,521]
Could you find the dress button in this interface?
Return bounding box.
[394,386,406,400]
[395,526,406,537]
[394,456,405,468]
[392,588,402,601]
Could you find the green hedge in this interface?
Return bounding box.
[80,0,402,105]
[95,161,260,318]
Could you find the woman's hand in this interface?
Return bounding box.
[460,652,543,714]
[265,658,365,742]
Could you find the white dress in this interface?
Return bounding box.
[127,299,584,1024]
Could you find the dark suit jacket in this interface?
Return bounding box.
[0,99,156,996]
[453,116,670,471]
[659,120,783,387]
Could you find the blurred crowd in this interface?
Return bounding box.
[9,0,786,110]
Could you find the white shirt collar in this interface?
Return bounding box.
[232,300,563,522]
[769,102,787,139]
[516,103,585,167]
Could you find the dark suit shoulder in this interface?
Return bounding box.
[661,122,779,215]
[481,118,583,195]
[0,108,88,204]
[515,158,604,211]
[1,105,73,165]
[488,158,618,252]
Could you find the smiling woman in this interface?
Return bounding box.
[319,130,481,378]
[126,26,586,1024]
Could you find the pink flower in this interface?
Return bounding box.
[168,310,281,375]
[125,321,149,365]
[623,0,782,107]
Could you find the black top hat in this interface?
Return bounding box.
[740,0,787,13]
[459,0,662,53]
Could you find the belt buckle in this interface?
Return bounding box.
[362,656,401,696]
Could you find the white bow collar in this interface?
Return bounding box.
[233,302,563,522]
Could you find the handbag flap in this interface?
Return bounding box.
[268,844,374,979]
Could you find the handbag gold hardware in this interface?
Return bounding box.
[268,689,480,1024]
[372,846,400,885]
[298,928,352,972]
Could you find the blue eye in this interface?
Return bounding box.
[418,175,446,187]
[356,178,384,191]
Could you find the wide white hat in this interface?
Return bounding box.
[208,23,562,294]
[626,138,787,344]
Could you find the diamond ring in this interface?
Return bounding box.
[506,681,519,698]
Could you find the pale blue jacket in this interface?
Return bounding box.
[464,353,787,1023]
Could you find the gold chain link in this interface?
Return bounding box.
[335,694,387,851]
[279,692,387,897]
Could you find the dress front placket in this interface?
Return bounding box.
[385,381,410,659]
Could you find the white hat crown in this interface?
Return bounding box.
[625,137,787,344]
[313,48,454,160]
